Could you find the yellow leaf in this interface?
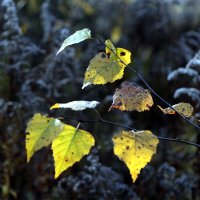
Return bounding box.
[82,52,124,88]
[109,81,154,112]
[52,124,95,178]
[105,39,131,68]
[112,130,159,182]
[50,103,60,110]
[158,103,193,117]
[26,113,64,162]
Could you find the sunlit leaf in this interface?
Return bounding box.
[82,40,131,89]
[25,113,64,162]
[157,103,193,117]
[82,52,125,89]
[105,39,131,68]
[109,81,154,112]
[50,100,99,111]
[56,28,91,55]
[113,130,159,182]
[52,124,95,178]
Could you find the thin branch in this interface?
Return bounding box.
[93,109,137,131]
[60,113,136,131]
[98,38,200,132]
[156,136,200,148]
[61,111,200,148]
[127,66,200,132]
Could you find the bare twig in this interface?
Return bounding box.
[61,110,200,148]
[98,38,200,132]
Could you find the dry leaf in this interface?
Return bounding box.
[109,81,154,112]
[158,103,193,117]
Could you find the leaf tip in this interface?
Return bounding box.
[27,156,30,163]
[50,103,60,110]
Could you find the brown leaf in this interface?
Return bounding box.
[109,81,154,112]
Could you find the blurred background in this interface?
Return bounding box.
[1,0,200,199]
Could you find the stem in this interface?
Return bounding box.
[93,109,137,131]
[98,38,200,132]
[156,136,200,148]
[127,66,200,132]
[61,110,200,148]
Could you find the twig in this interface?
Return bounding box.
[98,38,200,132]
[156,136,200,148]
[127,66,200,132]
[61,110,200,148]
[93,109,137,131]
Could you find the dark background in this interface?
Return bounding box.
[1,0,200,199]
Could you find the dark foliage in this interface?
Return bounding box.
[1,0,200,199]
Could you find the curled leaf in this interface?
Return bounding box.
[113,130,159,182]
[109,81,154,112]
[105,39,131,68]
[158,103,193,117]
[25,113,64,162]
[56,28,91,55]
[50,100,99,111]
[52,124,95,178]
[82,52,124,89]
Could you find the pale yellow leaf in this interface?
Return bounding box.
[57,28,91,55]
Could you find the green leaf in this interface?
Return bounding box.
[25,113,64,162]
[50,100,99,111]
[56,28,91,55]
[52,124,95,178]
[112,130,159,182]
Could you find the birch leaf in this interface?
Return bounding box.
[109,81,154,112]
[52,124,95,178]
[50,100,99,111]
[82,52,124,89]
[158,103,193,117]
[57,28,91,55]
[25,113,64,162]
[113,130,159,182]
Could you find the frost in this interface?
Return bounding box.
[167,68,198,81]
[174,87,200,107]
[40,1,55,43]
[186,51,200,73]
[2,0,21,36]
